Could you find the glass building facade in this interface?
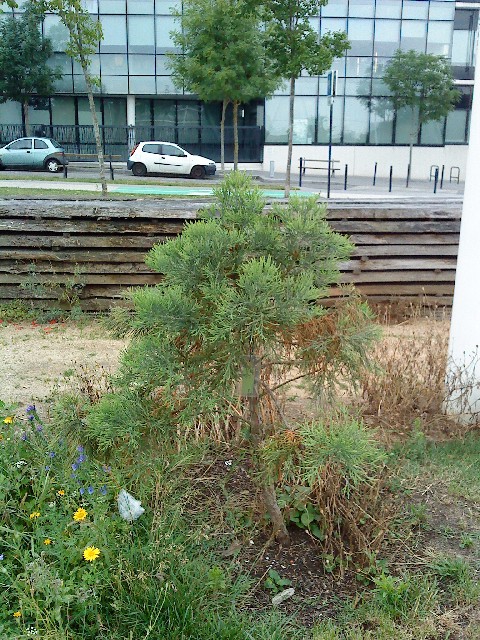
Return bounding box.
[0,0,477,155]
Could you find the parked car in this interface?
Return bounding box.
[127,141,216,178]
[0,137,68,173]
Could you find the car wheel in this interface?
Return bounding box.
[45,158,61,173]
[132,163,147,177]
[190,165,206,179]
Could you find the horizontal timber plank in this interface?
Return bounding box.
[342,258,457,271]
[0,273,161,286]
[329,220,460,233]
[348,233,460,245]
[329,284,454,296]
[351,244,458,257]
[0,219,185,234]
[1,249,148,263]
[0,285,130,299]
[340,271,456,283]
[0,261,155,275]
[0,235,167,249]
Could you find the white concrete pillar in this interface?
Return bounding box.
[445,47,480,424]
[126,95,136,127]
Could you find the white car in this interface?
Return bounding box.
[127,141,216,179]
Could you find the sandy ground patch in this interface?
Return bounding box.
[0,320,125,408]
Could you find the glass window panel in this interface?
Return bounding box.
[321,0,348,17]
[77,97,102,125]
[129,54,155,75]
[348,0,374,18]
[420,118,445,144]
[265,97,289,143]
[295,77,319,95]
[102,75,128,93]
[44,15,70,52]
[0,100,22,124]
[156,77,177,94]
[51,97,75,125]
[84,0,98,13]
[346,56,372,77]
[177,102,199,125]
[156,15,176,51]
[73,55,100,76]
[309,16,319,33]
[129,76,156,93]
[343,96,369,143]
[429,2,455,21]
[74,75,101,93]
[8,139,32,149]
[155,0,181,13]
[99,15,127,52]
[401,21,427,52]
[319,76,345,95]
[99,0,125,13]
[395,105,419,144]
[54,75,74,92]
[127,0,153,13]
[427,22,452,56]
[153,100,176,126]
[372,57,389,78]
[48,53,72,75]
[371,78,392,96]
[345,77,370,95]
[292,96,316,143]
[451,30,473,67]
[103,98,126,125]
[156,54,172,75]
[321,17,347,35]
[317,96,344,143]
[348,19,374,56]
[375,0,402,19]
[128,15,155,53]
[201,103,221,126]
[34,139,48,149]
[369,98,394,143]
[374,19,400,57]
[402,1,428,20]
[101,53,128,74]
[136,99,152,126]
[445,109,467,143]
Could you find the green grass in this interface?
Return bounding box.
[0,186,214,199]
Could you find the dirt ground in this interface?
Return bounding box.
[0,319,125,409]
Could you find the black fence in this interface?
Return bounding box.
[0,124,264,163]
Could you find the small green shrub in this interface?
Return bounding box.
[372,573,438,622]
[264,569,292,594]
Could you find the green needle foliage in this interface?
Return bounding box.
[383,50,460,176]
[118,172,376,543]
[0,1,61,135]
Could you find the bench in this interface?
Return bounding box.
[62,153,124,179]
[299,157,340,177]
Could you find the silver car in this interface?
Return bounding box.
[0,137,68,172]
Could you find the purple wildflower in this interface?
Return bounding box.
[45,465,51,471]
[21,433,28,441]
[76,454,86,464]
[27,415,34,422]
[36,424,43,432]
[72,463,79,471]
[87,486,94,495]
[102,465,111,473]
[100,486,107,496]
[26,405,36,413]
[0,554,4,560]
[70,473,76,479]
[79,487,85,495]
[48,452,55,458]
[77,445,84,453]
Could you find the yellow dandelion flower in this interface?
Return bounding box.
[3,416,13,424]
[0,434,3,441]
[73,507,88,521]
[13,611,21,618]
[57,490,65,496]
[43,539,52,545]
[83,546,101,562]
[29,512,40,520]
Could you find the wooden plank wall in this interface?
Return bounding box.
[0,198,461,311]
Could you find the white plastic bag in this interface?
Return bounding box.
[117,489,145,522]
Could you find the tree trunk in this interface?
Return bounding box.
[22,101,29,137]
[233,100,239,171]
[220,98,228,171]
[83,65,107,197]
[247,356,289,545]
[285,76,295,198]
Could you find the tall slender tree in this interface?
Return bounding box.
[384,50,460,180]
[0,1,61,135]
[169,0,279,170]
[43,0,107,196]
[257,0,349,196]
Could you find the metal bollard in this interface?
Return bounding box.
[269,160,275,179]
[109,154,114,180]
[344,164,348,191]
[389,165,393,193]
[440,165,445,189]
[299,157,303,187]
[406,163,411,188]
[433,167,439,193]
[62,152,67,178]
[373,161,377,186]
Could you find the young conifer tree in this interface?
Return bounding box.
[120,172,376,543]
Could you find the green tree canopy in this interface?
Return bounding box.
[169,0,279,168]
[0,1,60,134]
[383,50,460,175]
[256,0,349,195]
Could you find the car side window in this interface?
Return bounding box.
[142,144,160,154]
[8,139,32,150]
[162,144,184,157]
[34,140,48,150]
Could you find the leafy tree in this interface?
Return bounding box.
[169,0,278,169]
[43,0,107,195]
[117,172,376,543]
[256,0,349,196]
[0,1,61,135]
[384,50,460,178]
